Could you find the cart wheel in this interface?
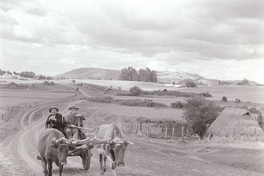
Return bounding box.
[81,150,91,170]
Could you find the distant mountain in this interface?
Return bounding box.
[56,67,259,86]
[157,71,204,83]
[55,67,120,80]
[157,71,259,86]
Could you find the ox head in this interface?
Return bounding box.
[108,137,134,167]
[51,137,73,166]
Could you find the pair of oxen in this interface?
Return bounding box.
[37,123,134,176]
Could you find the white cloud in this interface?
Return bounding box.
[0,0,263,83]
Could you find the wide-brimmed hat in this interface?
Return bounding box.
[68,105,79,110]
[49,106,59,113]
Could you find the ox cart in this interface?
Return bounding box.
[47,123,94,170]
[66,126,95,170]
[68,142,92,170]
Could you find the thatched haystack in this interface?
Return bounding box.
[207,107,264,139]
[43,81,50,86]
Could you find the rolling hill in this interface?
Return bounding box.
[55,67,120,80]
[56,67,259,86]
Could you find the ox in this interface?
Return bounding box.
[37,128,73,176]
[95,123,134,176]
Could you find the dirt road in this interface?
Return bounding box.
[0,85,263,176]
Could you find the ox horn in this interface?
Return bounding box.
[124,138,134,145]
[57,137,68,143]
[52,137,58,144]
[51,137,59,148]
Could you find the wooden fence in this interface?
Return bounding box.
[1,101,42,121]
[121,120,192,141]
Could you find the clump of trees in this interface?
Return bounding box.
[129,86,142,96]
[249,107,260,114]
[222,96,227,102]
[199,92,212,97]
[119,67,158,83]
[20,71,36,78]
[0,69,12,75]
[171,101,184,109]
[185,79,197,87]
[43,81,55,86]
[36,75,53,80]
[183,96,221,139]
[235,98,241,103]
[0,69,53,79]
[238,78,249,85]
[218,81,233,85]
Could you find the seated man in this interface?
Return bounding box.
[45,106,68,136]
[65,105,86,139]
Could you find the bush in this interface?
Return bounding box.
[249,107,260,114]
[142,90,197,97]
[185,80,196,87]
[200,92,212,97]
[257,114,263,129]
[87,96,168,108]
[222,96,227,102]
[8,82,18,88]
[183,96,221,139]
[130,86,142,96]
[87,96,113,103]
[117,98,146,106]
[171,101,184,109]
[146,101,168,108]
[43,81,50,86]
[115,98,167,108]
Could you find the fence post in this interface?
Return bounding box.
[135,123,139,135]
[125,122,127,132]
[181,125,185,142]
[129,123,133,134]
[156,124,160,139]
[147,122,150,137]
[172,127,175,140]
[165,126,168,140]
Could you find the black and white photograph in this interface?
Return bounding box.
[0,0,264,176]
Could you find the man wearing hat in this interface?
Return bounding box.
[65,105,86,139]
[45,106,67,136]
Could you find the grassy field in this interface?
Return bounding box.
[0,83,76,115]
[61,79,264,105]
[179,85,264,105]
[76,100,184,122]
[71,100,264,174]
[0,79,264,175]
[60,79,178,91]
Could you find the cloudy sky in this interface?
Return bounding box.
[0,0,264,83]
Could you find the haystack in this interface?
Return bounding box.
[207,107,264,138]
[43,81,50,86]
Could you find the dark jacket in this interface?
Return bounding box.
[45,113,68,135]
[64,113,85,127]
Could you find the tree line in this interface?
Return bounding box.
[119,67,158,83]
[0,69,12,75]
[0,69,52,80]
